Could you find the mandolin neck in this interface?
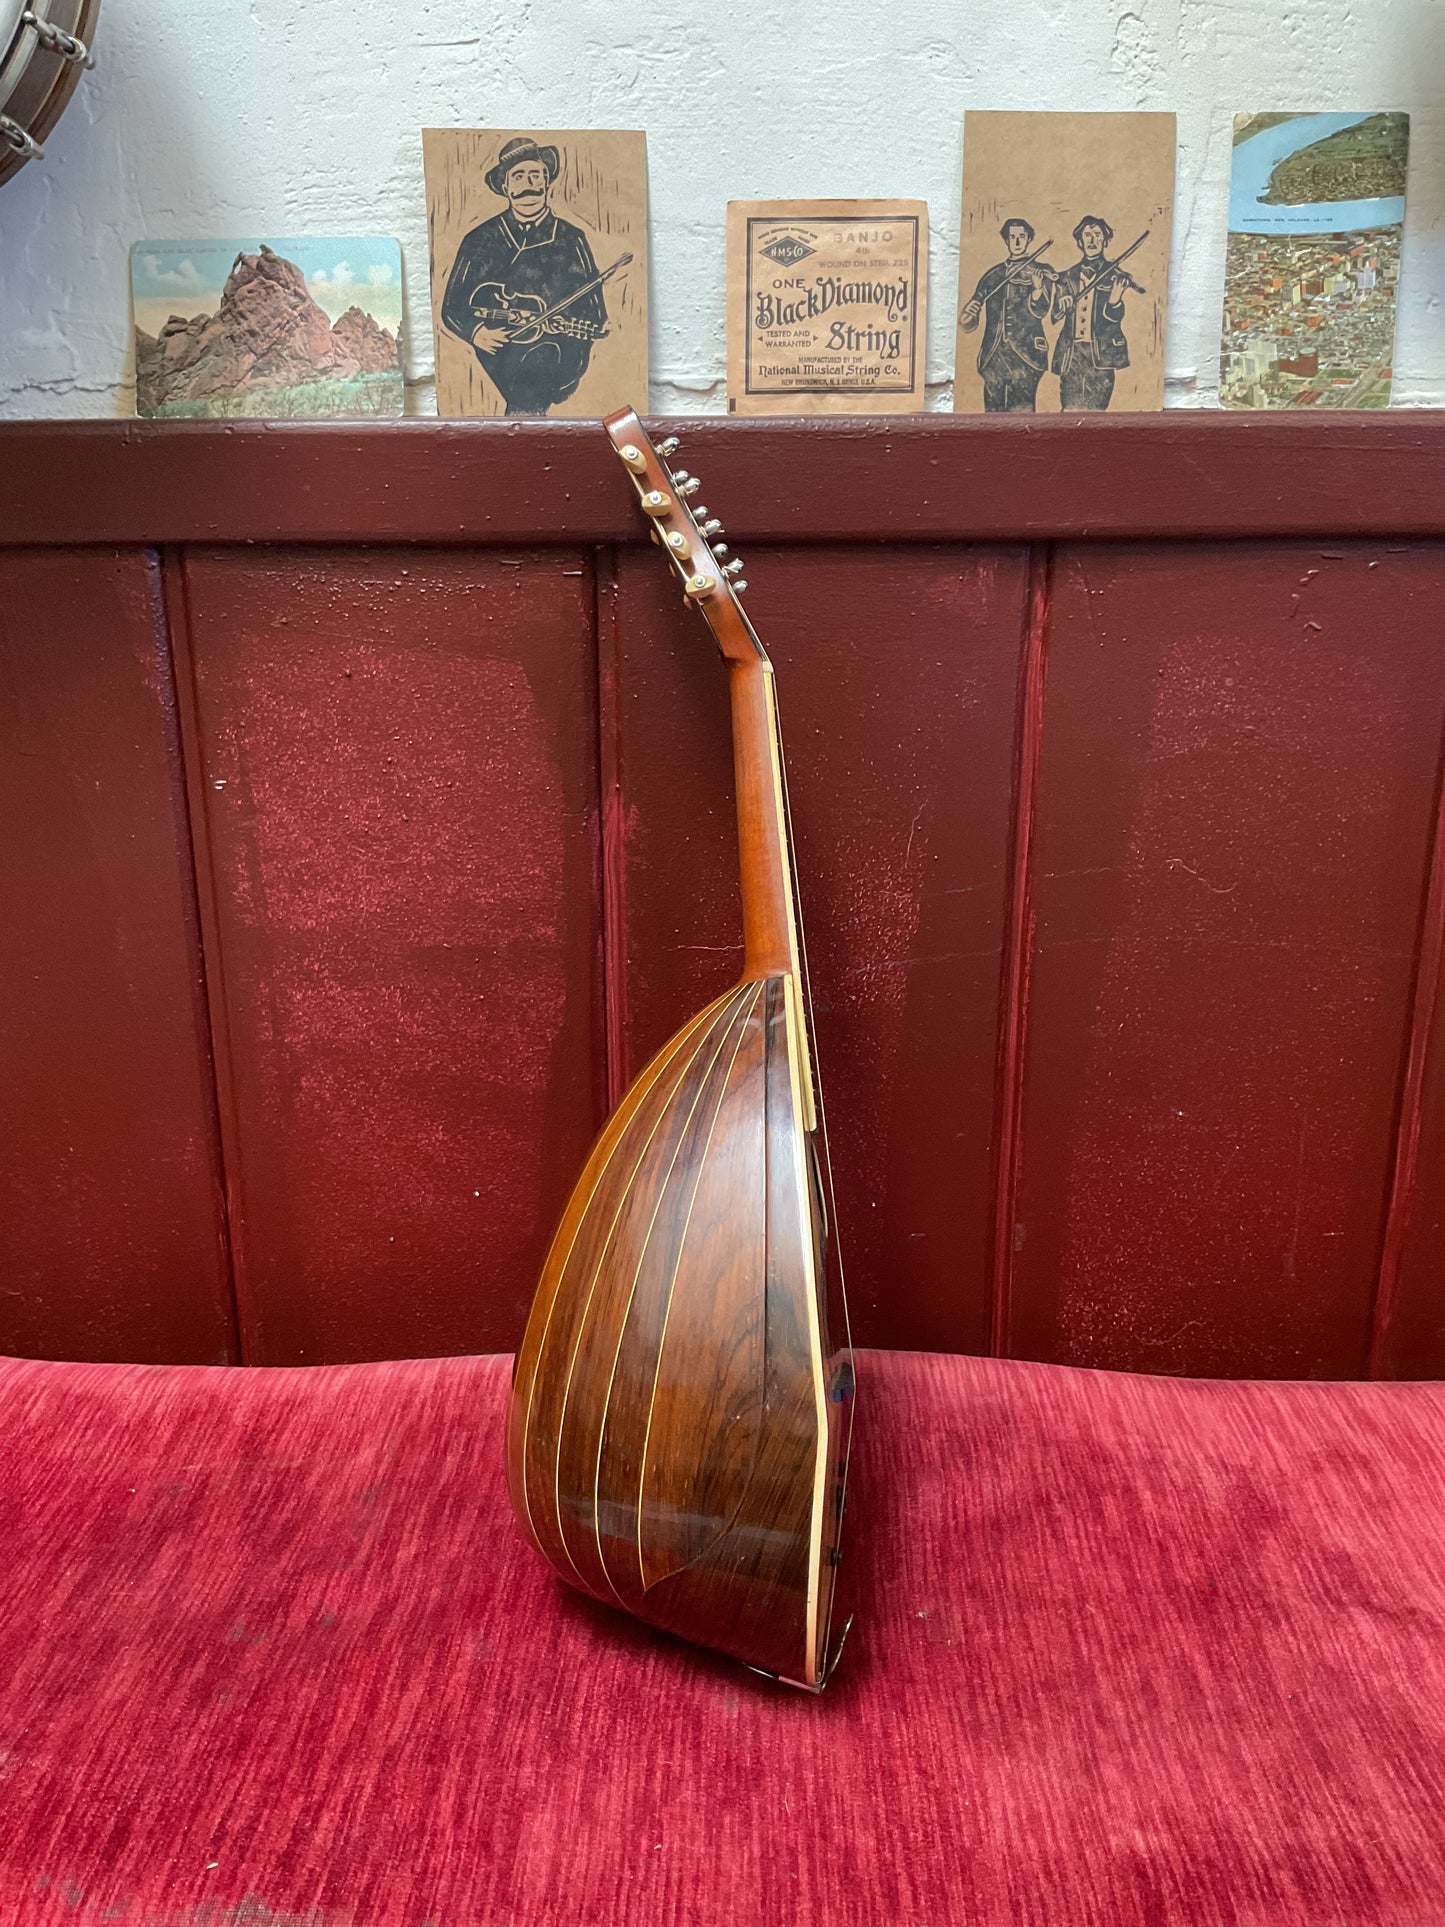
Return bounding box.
[730,656,794,978]
[594,405,817,1129]
[729,653,816,1130]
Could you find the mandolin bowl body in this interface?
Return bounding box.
[507,974,852,1687]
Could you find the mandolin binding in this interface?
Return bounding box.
[507,409,853,1689]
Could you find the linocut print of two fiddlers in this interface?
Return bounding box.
[960,214,1147,413]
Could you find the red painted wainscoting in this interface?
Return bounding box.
[3,414,1445,1376]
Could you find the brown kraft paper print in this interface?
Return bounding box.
[425,128,648,417]
[953,112,1175,413]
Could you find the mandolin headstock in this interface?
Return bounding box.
[602,408,762,663]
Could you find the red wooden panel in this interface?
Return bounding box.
[610,544,1031,1353]
[1006,542,1445,1379]
[0,550,235,1362]
[1371,764,1445,1379]
[177,549,601,1364]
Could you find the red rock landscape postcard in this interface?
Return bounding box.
[1220,114,1408,409]
[132,237,405,418]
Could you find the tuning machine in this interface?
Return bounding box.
[699,518,722,536]
[722,558,744,577]
[658,436,681,458]
[672,472,702,498]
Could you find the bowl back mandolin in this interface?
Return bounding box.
[506,410,854,1689]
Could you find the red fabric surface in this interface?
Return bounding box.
[2,1347,1444,1925]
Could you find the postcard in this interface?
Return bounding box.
[423,128,647,418]
[1220,112,1408,409]
[132,237,404,418]
[953,112,1175,414]
[726,200,927,415]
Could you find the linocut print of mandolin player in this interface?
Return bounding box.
[440,136,629,416]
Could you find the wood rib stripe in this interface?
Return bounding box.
[514,985,744,1555]
[592,982,765,1601]
[544,984,755,1581]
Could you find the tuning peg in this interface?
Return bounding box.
[639,490,670,516]
[723,557,744,576]
[676,477,701,498]
[712,542,729,556]
[691,507,710,522]
[658,436,681,458]
[732,579,748,593]
[700,518,723,535]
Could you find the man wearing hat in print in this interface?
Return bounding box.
[1050,214,1131,411]
[440,136,608,415]
[959,217,1052,412]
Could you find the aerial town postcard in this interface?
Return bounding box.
[1220,112,1409,409]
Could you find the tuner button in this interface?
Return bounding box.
[732,579,748,593]
[684,573,714,598]
[639,490,670,516]
[712,542,728,556]
[723,557,744,576]
[691,507,709,522]
[677,477,701,498]
[666,530,688,552]
[619,443,647,473]
[658,437,681,457]
[700,519,722,535]
[671,469,692,483]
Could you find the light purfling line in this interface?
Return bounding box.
[584,985,760,1603]
[628,982,765,1594]
[526,987,743,1571]
[547,986,752,1583]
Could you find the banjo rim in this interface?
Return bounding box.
[0,0,99,185]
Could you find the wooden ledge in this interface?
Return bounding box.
[3,411,1444,546]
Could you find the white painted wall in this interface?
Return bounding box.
[3,0,1442,416]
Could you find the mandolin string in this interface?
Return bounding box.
[774,690,855,1372]
[775,685,856,1675]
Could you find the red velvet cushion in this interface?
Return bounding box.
[3,1347,1444,1923]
